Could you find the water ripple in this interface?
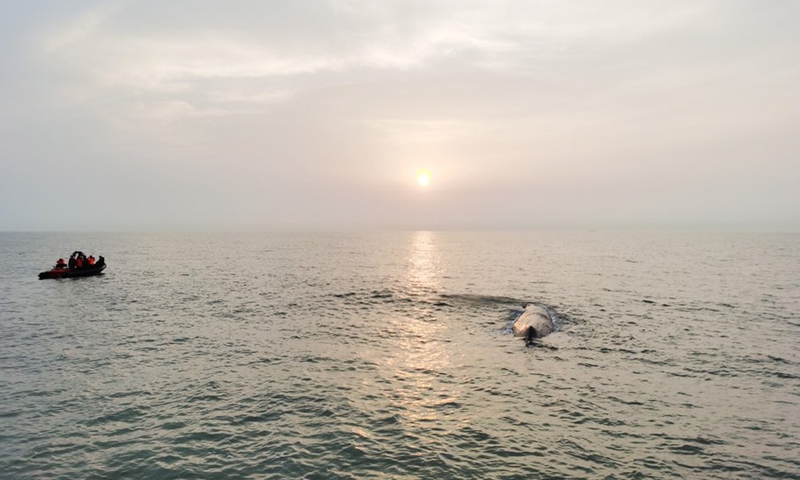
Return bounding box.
[0,232,798,478]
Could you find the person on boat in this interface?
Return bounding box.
[75,256,84,269]
[55,258,67,269]
[88,256,96,266]
[68,255,76,270]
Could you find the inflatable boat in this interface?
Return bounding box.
[38,252,106,279]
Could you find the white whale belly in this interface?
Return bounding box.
[512,305,555,339]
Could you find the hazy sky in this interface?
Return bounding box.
[1,1,798,231]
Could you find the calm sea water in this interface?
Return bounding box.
[1,231,799,479]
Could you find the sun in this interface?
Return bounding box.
[416,169,431,187]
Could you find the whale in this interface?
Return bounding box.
[512,304,555,345]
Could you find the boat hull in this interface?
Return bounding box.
[38,264,106,279]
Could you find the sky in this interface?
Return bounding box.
[1,0,798,231]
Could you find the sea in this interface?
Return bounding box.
[1,231,798,479]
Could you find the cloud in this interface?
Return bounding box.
[367,119,483,144]
[31,2,532,125]
[130,100,228,121]
[40,1,127,53]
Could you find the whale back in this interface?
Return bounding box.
[512,304,555,339]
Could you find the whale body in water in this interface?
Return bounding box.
[512,304,555,345]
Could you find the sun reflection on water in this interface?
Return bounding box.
[404,231,442,301]
[380,231,461,423]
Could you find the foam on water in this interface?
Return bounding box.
[1,231,799,479]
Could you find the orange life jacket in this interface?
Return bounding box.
[88,257,95,266]
[76,258,83,268]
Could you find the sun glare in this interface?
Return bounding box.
[417,169,431,187]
